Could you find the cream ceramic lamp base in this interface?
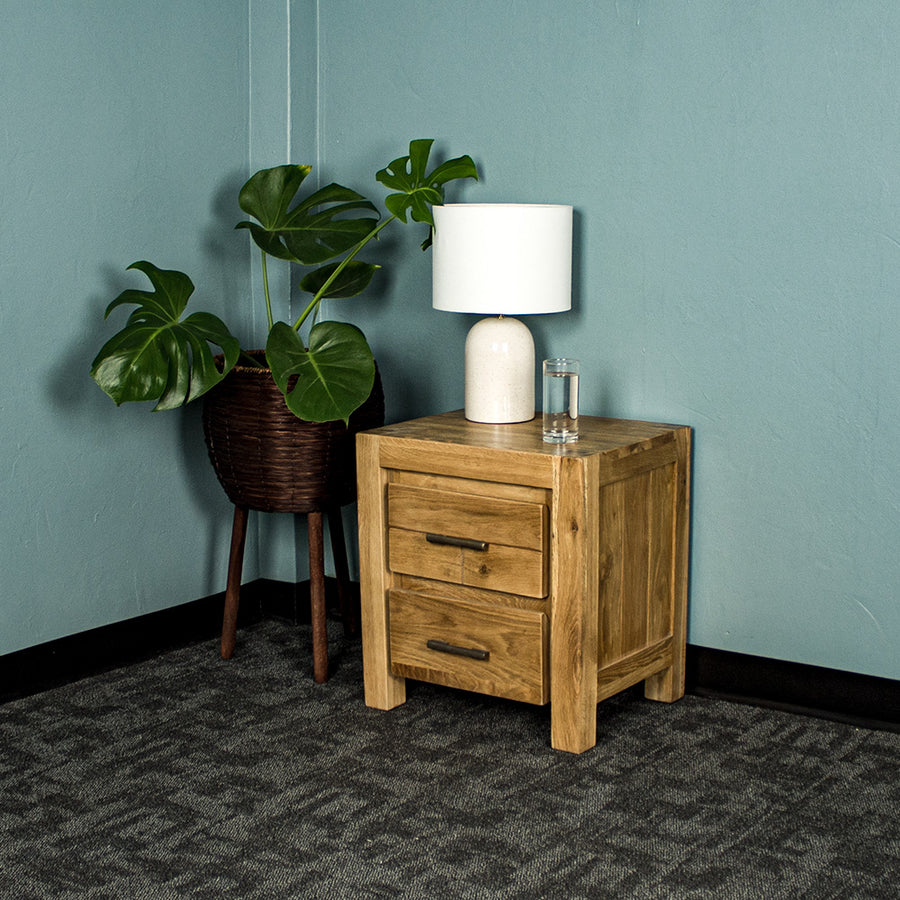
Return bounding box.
[464,316,535,423]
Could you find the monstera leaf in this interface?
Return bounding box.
[90,261,240,411]
[298,260,381,300]
[376,139,479,232]
[236,165,380,265]
[265,320,375,424]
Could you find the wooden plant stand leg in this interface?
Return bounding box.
[308,510,328,683]
[221,504,249,660]
[327,506,356,635]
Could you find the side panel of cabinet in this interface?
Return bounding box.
[597,461,676,666]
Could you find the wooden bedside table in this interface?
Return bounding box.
[356,411,691,753]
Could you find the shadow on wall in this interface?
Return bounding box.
[202,168,260,329]
[178,402,234,594]
[47,264,141,423]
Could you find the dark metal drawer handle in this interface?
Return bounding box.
[426,533,488,552]
[426,639,490,661]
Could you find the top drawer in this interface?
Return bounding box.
[387,483,548,598]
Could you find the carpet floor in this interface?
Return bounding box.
[1,619,898,899]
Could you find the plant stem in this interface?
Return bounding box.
[261,249,274,330]
[291,214,398,332]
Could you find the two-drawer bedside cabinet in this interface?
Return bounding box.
[356,411,691,754]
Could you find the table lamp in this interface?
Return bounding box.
[432,203,573,423]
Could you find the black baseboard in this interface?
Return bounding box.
[686,645,900,733]
[2,585,898,733]
[0,578,353,705]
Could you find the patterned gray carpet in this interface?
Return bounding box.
[1,619,898,899]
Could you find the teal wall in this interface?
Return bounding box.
[315,1,900,681]
[2,2,898,683]
[0,1,252,654]
[247,0,313,585]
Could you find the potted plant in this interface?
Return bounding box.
[91,138,477,422]
[90,139,478,679]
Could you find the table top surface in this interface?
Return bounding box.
[362,410,688,460]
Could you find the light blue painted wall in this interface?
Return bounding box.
[0,1,252,654]
[244,0,330,586]
[4,2,897,684]
[314,1,900,680]
[247,0,308,585]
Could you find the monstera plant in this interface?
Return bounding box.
[91,139,478,423]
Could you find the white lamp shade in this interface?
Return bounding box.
[432,203,573,314]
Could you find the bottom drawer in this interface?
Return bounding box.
[389,589,549,704]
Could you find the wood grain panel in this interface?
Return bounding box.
[388,527,546,598]
[597,638,673,701]
[378,436,553,487]
[373,411,681,463]
[392,469,550,505]
[598,479,625,665]
[621,470,651,656]
[388,484,546,550]
[645,426,691,703]
[549,454,600,753]
[396,574,548,613]
[388,527,461,584]
[595,440,678,486]
[356,433,406,710]
[647,463,676,643]
[389,589,548,704]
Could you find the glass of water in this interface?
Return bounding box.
[542,358,579,443]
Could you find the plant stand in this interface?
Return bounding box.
[203,354,384,682]
[220,505,354,683]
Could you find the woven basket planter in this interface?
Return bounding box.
[202,352,385,514]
